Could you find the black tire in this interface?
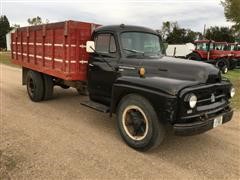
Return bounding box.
[117,94,165,151]
[187,53,201,61]
[216,59,229,74]
[26,70,44,102]
[43,74,54,100]
[229,59,237,70]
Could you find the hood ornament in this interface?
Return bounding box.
[211,93,215,103]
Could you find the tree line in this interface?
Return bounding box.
[157,0,240,43]
[157,21,236,44]
[0,16,49,49]
[0,0,239,49]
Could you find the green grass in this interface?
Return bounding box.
[1,51,239,109]
[223,69,240,110]
[0,52,18,67]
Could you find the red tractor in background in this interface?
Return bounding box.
[227,42,240,67]
[187,40,235,73]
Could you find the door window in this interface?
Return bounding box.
[109,35,117,53]
[95,34,117,54]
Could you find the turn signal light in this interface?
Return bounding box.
[139,67,145,77]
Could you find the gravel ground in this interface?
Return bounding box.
[0,64,240,179]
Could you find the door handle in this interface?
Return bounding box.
[89,63,94,67]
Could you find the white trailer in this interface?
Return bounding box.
[5,29,16,51]
[166,43,195,58]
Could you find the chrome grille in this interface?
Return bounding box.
[196,88,226,106]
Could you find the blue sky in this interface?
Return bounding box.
[1,0,233,32]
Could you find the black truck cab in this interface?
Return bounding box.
[85,25,234,151]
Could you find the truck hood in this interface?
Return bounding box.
[118,56,221,95]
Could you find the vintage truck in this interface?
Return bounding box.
[11,20,235,151]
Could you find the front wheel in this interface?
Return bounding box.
[221,66,228,74]
[216,59,229,74]
[117,94,165,151]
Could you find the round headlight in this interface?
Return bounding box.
[189,94,197,108]
[230,87,235,98]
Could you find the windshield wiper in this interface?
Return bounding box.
[123,48,145,56]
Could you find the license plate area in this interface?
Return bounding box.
[213,116,223,128]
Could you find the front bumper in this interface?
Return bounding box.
[173,107,233,136]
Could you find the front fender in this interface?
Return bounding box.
[110,77,178,124]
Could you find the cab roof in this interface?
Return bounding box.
[194,40,228,45]
[94,24,159,35]
[194,40,213,43]
[214,42,227,45]
[228,42,239,45]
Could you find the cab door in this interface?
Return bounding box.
[88,33,119,104]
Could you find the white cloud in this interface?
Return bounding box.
[1,0,233,31]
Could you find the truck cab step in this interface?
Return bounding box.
[80,100,109,113]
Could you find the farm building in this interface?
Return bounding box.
[6,29,16,51]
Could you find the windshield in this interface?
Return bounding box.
[196,42,214,51]
[120,32,161,58]
[214,44,227,51]
[229,44,240,51]
[228,45,235,51]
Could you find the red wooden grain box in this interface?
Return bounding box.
[11,20,100,81]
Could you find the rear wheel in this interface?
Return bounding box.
[26,70,44,102]
[229,59,237,70]
[43,74,54,100]
[117,94,165,151]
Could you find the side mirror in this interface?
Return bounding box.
[86,41,95,53]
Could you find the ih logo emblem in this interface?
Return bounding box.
[211,94,215,103]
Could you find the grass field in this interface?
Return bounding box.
[0,52,18,67]
[223,69,240,110]
[1,51,239,109]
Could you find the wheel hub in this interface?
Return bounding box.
[122,105,149,141]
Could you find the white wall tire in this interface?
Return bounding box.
[122,105,149,141]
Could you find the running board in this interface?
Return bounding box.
[80,100,110,113]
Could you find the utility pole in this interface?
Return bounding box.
[203,24,206,39]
